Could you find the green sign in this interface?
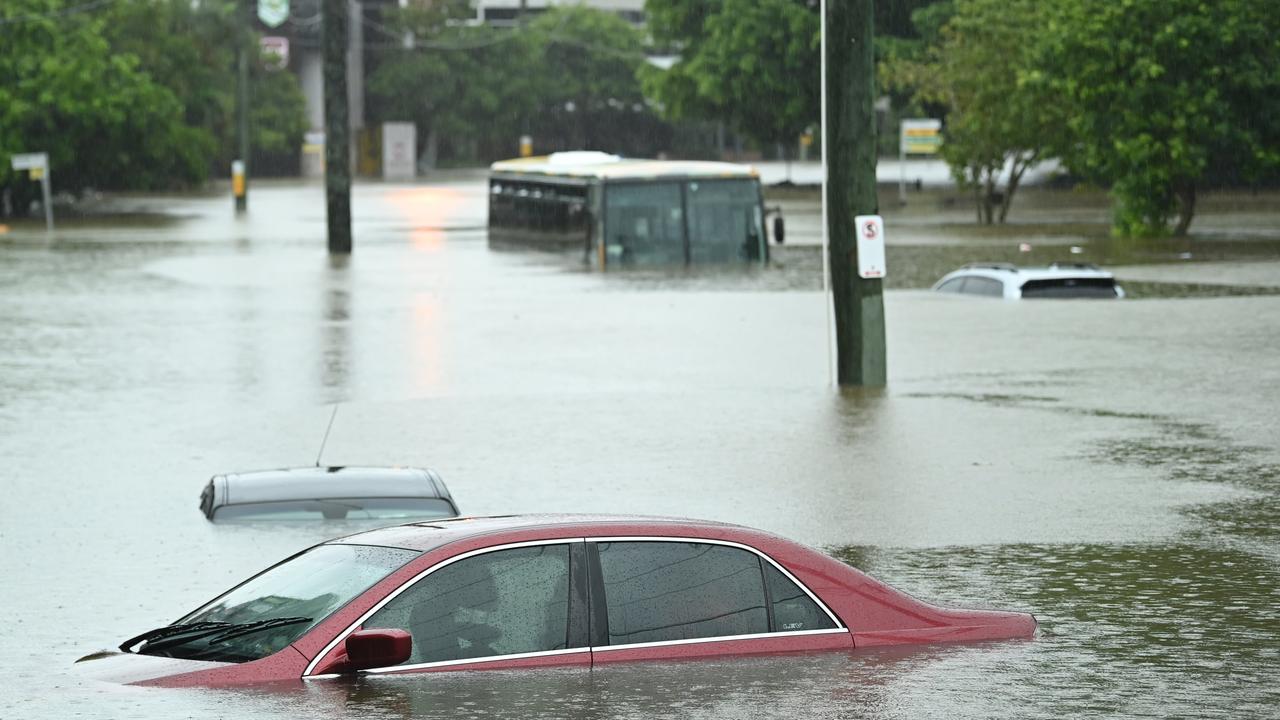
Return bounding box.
[258,0,289,28]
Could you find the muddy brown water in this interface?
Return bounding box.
[1,181,1278,717]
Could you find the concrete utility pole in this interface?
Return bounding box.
[824,0,886,386]
[234,0,251,213]
[323,0,353,253]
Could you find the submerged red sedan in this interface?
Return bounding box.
[79,515,1036,687]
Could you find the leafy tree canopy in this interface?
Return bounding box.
[1,0,309,205]
[1034,0,1280,236]
[643,0,818,149]
[367,5,660,162]
[885,0,1065,223]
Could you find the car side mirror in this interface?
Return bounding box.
[345,629,412,671]
[772,215,785,245]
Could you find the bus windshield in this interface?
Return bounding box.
[605,179,764,266]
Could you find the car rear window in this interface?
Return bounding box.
[1020,277,1119,298]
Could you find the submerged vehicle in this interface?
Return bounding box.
[81,514,1036,687]
[488,151,783,268]
[933,262,1126,299]
[199,466,459,522]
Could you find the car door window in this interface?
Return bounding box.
[595,541,769,645]
[364,544,572,666]
[763,563,836,632]
[936,277,966,293]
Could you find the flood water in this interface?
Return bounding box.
[2,178,1279,718]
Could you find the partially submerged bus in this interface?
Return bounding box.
[488,151,780,268]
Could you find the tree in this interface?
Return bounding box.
[102,0,308,176]
[643,0,819,151]
[1,0,310,209]
[528,7,654,154]
[368,6,658,164]
[1036,0,1280,236]
[0,0,206,201]
[884,0,1064,224]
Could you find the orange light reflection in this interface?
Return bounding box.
[385,187,465,252]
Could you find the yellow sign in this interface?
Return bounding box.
[900,119,943,156]
[29,167,45,180]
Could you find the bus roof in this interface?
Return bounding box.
[490,151,759,181]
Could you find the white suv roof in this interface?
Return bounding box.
[933,263,1125,299]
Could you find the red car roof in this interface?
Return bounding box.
[327,513,748,553]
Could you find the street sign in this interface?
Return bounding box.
[9,151,53,231]
[261,36,289,70]
[258,0,289,27]
[11,152,48,171]
[898,118,942,204]
[900,118,942,155]
[854,215,886,279]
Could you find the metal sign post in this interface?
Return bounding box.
[11,152,53,231]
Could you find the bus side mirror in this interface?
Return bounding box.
[772,215,785,245]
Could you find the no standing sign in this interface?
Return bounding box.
[854,215,886,279]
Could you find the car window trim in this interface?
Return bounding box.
[302,537,586,678]
[303,535,847,678]
[592,627,849,654]
[587,536,845,634]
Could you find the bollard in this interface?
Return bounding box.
[519,135,533,158]
[232,159,246,213]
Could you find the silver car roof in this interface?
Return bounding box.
[215,466,450,507]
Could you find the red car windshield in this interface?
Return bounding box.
[137,544,418,663]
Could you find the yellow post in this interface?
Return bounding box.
[519,135,533,158]
[232,159,246,208]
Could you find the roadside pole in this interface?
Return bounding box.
[823,0,886,387]
[898,130,906,205]
[323,0,352,254]
[235,0,250,213]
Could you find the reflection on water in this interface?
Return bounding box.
[322,256,353,399]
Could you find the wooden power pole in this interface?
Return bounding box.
[824,0,886,386]
[234,0,250,213]
[323,0,353,254]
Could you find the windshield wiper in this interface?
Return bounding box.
[203,616,314,643]
[133,616,313,654]
[119,621,233,652]
[122,614,312,653]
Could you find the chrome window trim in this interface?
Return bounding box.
[302,533,847,678]
[302,537,586,677]
[592,627,848,653]
[365,646,589,674]
[589,535,846,631]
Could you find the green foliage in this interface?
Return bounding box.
[1036,0,1280,236]
[0,0,206,193]
[1,0,310,204]
[367,6,661,163]
[643,0,818,149]
[251,61,309,173]
[884,0,1064,223]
